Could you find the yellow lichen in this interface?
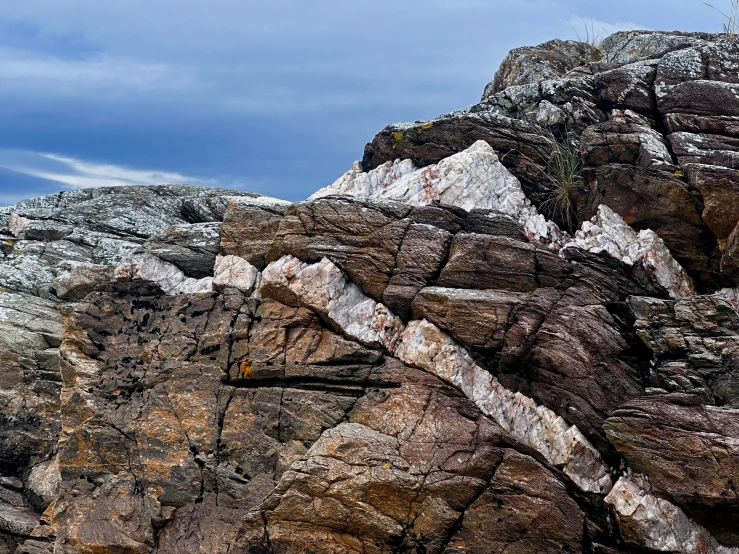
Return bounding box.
[421,122,433,130]
[240,360,252,379]
[674,170,685,177]
[392,132,404,142]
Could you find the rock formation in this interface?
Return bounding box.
[3,29,739,554]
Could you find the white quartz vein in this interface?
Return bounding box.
[261,254,611,493]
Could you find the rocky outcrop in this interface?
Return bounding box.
[629,294,739,406]
[359,30,739,292]
[605,395,739,545]
[314,141,563,244]
[7,28,739,554]
[360,111,556,207]
[486,39,602,95]
[0,186,282,551]
[5,187,739,553]
[566,204,695,298]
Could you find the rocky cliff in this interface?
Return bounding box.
[2,30,739,554]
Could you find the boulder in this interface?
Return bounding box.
[484,38,601,95]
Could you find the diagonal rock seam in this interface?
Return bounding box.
[310,140,700,301]
[255,252,737,554]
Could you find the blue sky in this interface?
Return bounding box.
[0,0,728,205]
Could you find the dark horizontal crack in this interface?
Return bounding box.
[224,376,400,396]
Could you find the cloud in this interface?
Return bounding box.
[0,149,213,190]
[0,47,196,99]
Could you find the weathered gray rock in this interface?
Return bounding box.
[581,111,674,170]
[629,294,739,407]
[485,39,601,95]
[0,185,285,552]
[141,222,221,278]
[593,60,658,113]
[0,292,62,477]
[599,31,716,65]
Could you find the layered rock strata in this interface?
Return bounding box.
[4,28,739,554]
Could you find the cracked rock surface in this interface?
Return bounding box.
[0,186,277,552]
[6,29,739,554]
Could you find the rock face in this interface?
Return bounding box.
[313,140,563,244]
[487,39,602,95]
[6,28,739,554]
[359,30,739,292]
[0,186,281,552]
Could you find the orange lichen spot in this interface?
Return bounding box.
[623,216,637,225]
[421,122,433,130]
[240,360,252,378]
[327,443,336,451]
[138,350,152,361]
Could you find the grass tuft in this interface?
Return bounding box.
[538,128,581,233]
[566,17,607,47]
[704,1,739,37]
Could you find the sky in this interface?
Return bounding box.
[0,0,729,206]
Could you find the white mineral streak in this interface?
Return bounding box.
[222,195,292,207]
[115,252,213,296]
[212,255,259,295]
[393,319,612,494]
[716,288,739,311]
[564,205,696,299]
[260,254,737,550]
[260,255,611,493]
[310,142,700,299]
[8,213,31,237]
[309,159,416,200]
[26,457,61,505]
[261,255,404,351]
[605,476,739,554]
[310,141,565,245]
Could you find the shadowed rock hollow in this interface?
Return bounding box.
[3,29,739,554]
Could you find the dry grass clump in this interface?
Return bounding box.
[566,17,607,47]
[705,1,739,37]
